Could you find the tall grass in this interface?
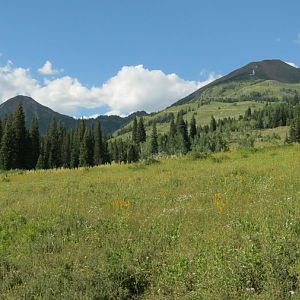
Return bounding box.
[0,144,299,299]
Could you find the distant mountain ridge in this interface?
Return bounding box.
[172,59,300,106]
[0,95,148,135]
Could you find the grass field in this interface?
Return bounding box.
[0,144,300,299]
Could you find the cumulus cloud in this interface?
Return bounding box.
[0,61,220,116]
[295,33,300,44]
[38,60,63,75]
[285,61,299,68]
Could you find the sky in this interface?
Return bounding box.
[0,0,299,117]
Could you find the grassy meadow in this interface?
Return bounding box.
[0,144,300,299]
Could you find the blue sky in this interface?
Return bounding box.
[0,0,299,117]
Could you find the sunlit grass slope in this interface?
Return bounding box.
[0,145,300,299]
[115,100,264,139]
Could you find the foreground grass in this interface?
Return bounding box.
[0,145,300,299]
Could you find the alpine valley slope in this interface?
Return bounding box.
[114,59,300,139]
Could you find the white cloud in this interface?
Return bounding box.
[295,33,300,44]
[38,60,62,75]
[0,61,220,116]
[285,61,299,68]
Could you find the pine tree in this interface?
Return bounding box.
[61,131,71,168]
[190,114,197,140]
[0,117,15,170]
[169,114,176,137]
[177,114,190,153]
[79,128,94,167]
[47,118,61,168]
[132,117,138,144]
[30,117,40,168]
[210,116,217,132]
[94,121,104,165]
[127,144,135,163]
[289,113,300,143]
[13,104,26,169]
[244,107,252,121]
[137,117,146,143]
[150,122,158,155]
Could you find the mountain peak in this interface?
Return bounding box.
[172,59,300,106]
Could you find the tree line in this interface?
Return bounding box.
[0,102,299,170]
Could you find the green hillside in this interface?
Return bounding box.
[0,144,299,298]
[114,60,300,141]
[114,100,265,139]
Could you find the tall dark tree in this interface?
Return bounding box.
[47,118,61,168]
[13,104,26,169]
[210,116,217,132]
[30,117,40,168]
[137,117,146,143]
[150,122,158,155]
[132,117,138,144]
[289,112,300,143]
[177,113,190,153]
[190,114,197,140]
[94,121,104,165]
[0,117,15,170]
[169,114,176,137]
[79,128,94,167]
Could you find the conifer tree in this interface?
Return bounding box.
[132,117,138,144]
[289,113,300,143]
[94,121,104,165]
[137,117,146,143]
[13,104,26,169]
[169,114,176,137]
[79,128,94,167]
[210,116,217,131]
[190,114,197,140]
[127,144,135,163]
[30,117,40,168]
[0,117,15,170]
[176,114,190,153]
[150,122,158,155]
[48,118,61,168]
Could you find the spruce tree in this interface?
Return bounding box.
[150,122,158,155]
[289,113,300,143]
[177,114,190,153]
[137,117,146,143]
[169,114,176,137]
[132,117,138,144]
[0,118,15,170]
[190,114,197,140]
[210,116,217,132]
[47,118,61,168]
[13,104,26,169]
[79,128,94,167]
[30,117,40,168]
[94,121,104,165]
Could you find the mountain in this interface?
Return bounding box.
[0,95,77,133]
[114,59,300,140]
[172,59,300,106]
[0,95,148,135]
